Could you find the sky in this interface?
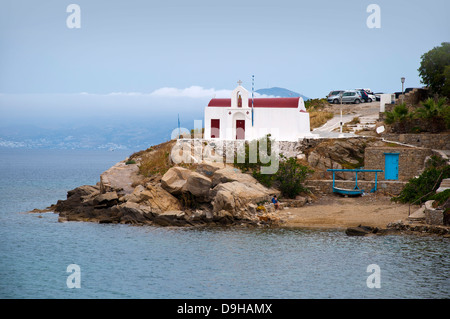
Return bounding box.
[0,0,449,147]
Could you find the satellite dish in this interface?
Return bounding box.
[376,126,385,134]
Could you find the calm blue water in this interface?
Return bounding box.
[0,149,449,299]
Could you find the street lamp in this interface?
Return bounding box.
[401,77,405,103]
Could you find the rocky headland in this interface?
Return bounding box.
[43,137,449,236]
[51,141,294,227]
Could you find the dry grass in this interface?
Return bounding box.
[130,140,176,177]
[309,111,334,129]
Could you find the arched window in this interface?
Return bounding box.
[237,93,242,107]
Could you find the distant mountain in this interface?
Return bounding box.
[255,87,310,101]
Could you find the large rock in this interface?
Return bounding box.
[93,191,119,206]
[124,184,182,213]
[114,202,153,224]
[196,161,225,177]
[345,225,378,236]
[54,185,100,213]
[161,167,192,195]
[211,181,271,214]
[100,161,142,195]
[211,166,259,187]
[183,171,212,199]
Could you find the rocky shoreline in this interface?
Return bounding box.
[34,138,448,237]
[49,160,296,228]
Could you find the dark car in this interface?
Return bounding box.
[358,90,369,103]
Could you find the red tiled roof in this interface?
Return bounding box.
[208,97,300,108]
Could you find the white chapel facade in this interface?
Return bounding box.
[204,82,312,142]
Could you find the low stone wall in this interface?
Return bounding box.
[305,180,407,195]
[382,133,450,150]
[364,146,432,181]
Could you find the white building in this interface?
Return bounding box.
[204,82,312,142]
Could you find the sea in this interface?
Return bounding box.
[0,148,449,299]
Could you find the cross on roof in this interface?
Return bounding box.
[237,80,243,86]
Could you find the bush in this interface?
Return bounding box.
[393,157,450,204]
[233,136,314,198]
[385,99,450,133]
[429,189,450,207]
[274,155,314,198]
[233,134,273,174]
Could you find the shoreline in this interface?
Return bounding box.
[32,193,450,237]
[277,194,411,229]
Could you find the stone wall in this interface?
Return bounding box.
[305,180,407,195]
[384,88,429,112]
[382,133,450,150]
[364,146,432,181]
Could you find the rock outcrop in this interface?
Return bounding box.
[54,159,281,227]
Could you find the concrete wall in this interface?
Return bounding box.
[364,147,432,181]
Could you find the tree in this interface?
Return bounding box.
[418,42,450,98]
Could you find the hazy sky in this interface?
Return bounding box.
[0,0,449,115]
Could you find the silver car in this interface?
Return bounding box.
[327,90,344,104]
[341,90,362,104]
[327,90,362,104]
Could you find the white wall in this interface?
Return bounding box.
[204,106,311,142]
[379,94,395,112]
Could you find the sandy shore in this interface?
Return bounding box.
[278,193,414,229]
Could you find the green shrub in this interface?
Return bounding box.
[233,136,314,198]
[392,159,450,204]
[429,189,450,206]
[274,155,314,198]
[125,160,136,165]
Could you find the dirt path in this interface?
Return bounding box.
[278,194,413,229]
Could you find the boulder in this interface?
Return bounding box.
[123,184,181,213]
[161,167,192,195]
[345,225,378,236]
[54,185,100,213]
[196,161,225,177]
[211,181,271,214]
[115,202,153,223]
[93,191,119,206]
[100,161,142,195]
[153,210,190,227]
[211,166,258,187]
[183,171,212,199]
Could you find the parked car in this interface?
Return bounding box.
[341,90,362,104]
[374,92,383,101]
[356,89,376,102]
[327,90,344,103]
[358,90,369,102]
[367,92,377,102]
[355,88,372,94]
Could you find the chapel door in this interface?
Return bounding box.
[236,120,245,140]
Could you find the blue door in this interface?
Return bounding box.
[384,153,399,180]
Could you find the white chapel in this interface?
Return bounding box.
[204,82,312,142]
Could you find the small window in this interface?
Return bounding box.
[211,119,220,138]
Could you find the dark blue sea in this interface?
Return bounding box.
[0,149,449,299]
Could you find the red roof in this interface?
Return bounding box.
[208,97,300,108]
